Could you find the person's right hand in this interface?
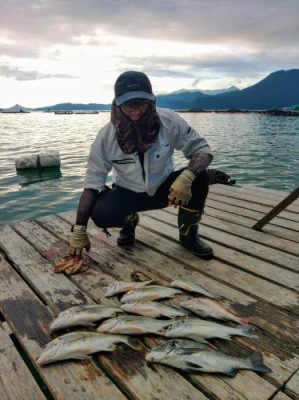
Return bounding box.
[69,224,91,256]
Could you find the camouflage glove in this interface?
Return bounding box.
[168,169,196,206]
[69,225,90,256]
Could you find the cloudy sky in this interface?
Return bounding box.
[1,0,298,108]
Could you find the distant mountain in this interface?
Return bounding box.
[2,104,33,112]
[171,86,239,96]
[35,103,111,111]
[191,69,299,110]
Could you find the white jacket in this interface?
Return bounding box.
[84,108,212,195]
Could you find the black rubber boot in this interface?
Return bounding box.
[117,213,139,246]
[178,206,213,259]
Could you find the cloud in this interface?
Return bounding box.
[0,0,298,105]
[1,0,299,56]
[0,64,78,81]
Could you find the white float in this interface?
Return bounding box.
[15,151,61,170]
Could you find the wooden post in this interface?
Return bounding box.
[252,187,299,231]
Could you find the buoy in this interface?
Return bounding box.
[15,151,61,170]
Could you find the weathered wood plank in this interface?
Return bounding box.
[0,255,126,400]
[208,192,299,227]
[142,210,299,302]
[285,369,299,399]
[0,321,46,400]
[205,200,299,243]
[142,210,299,291]
[0,225,93,314]
[209,185,299,213]
[208,189,299,224]
[155,208,299,272]
[271,391,293,400]
[32,216,279,399]
[5,223,207,400]
[172,208,299,257]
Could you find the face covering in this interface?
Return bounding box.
[111,100,161,154]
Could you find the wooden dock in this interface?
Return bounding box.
[0,184,298,400]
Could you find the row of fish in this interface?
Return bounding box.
[36,279,271,376]
[49,280,253,332]
[105,279,216,300]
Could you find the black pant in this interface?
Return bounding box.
[91,169,209,228]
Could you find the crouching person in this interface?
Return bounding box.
[55,71,214,275]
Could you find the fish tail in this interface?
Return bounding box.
[239,324,258,338]
[248,352,272,373]
[127,337,142,350]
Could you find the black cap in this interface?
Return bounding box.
[114,71,155,105]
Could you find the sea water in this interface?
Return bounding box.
[0,111,298,225]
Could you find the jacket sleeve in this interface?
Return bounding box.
[84,127,112,192]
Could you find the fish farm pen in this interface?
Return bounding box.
[0,184,298,400]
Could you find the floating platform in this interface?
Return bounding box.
[0,184,298,400]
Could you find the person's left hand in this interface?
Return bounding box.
[168,169,196,207]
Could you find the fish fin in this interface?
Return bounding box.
[239,324,258,338]
[221,369,237,376]
[107,344,117,352]
[73,354,92,360]
[189,336,210,344]
[185,361,202,369]
[239,316,255,325]
[127,337,142,350]
[81,321,97,328]
[175,348,204,355]
[248,352,272,373]
[183,361,203,373]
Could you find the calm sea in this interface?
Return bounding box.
[0,111,298,225]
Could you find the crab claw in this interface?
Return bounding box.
[54,255,88,275]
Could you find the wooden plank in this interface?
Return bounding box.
[271,391,293,400]
[285,370,299,399]
[0,321,46,400]
[148,208,299,275]
[5,223,207,400]
[33,216,280,399]
[147,210,299,290]
[209,185,299,215]
[0,225,93,314]
[178,210,299,257]
[230,185,299,211]
[0,255,126,400]
[208,192,299,227]
[205,200,299,243]
[252,187,299,230]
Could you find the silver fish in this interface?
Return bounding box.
[145,342,271,376]
[36,331,140,365]
[97,315,172,335]
[164,318,257,342]
[121,301,188,318]
[170,279,216,298]
[49,304,124,331]
[105,280,154,297]
[121,285,182,303]
[180,298,255,324]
